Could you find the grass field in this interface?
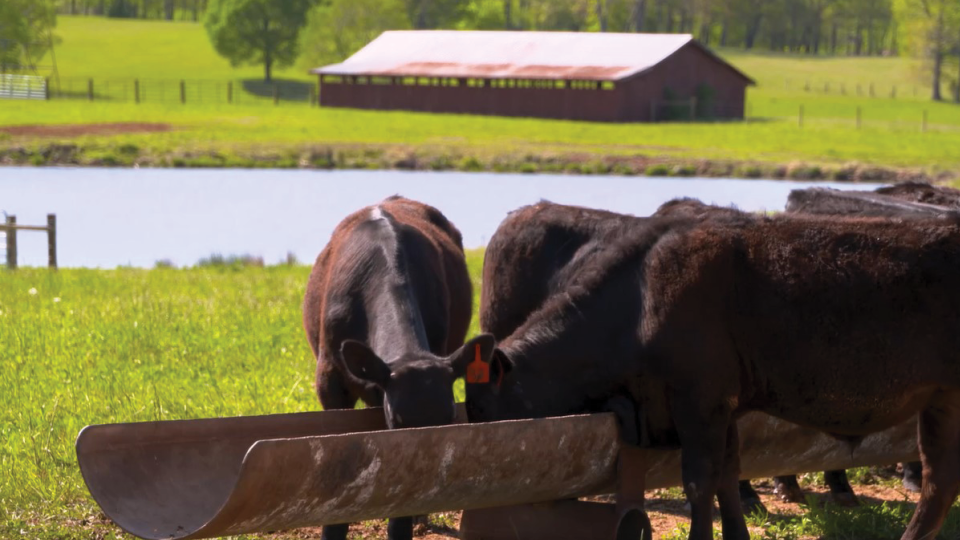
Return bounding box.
[0,251,482,540]
[4,259,960,540]
[1,16,959,177]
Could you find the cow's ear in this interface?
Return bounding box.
[340,340,391,387]
[491,348,514,380]
[448,333,496,379]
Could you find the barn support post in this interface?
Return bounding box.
[47,214,57,270]
[5,215,16,270]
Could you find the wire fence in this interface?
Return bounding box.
[47,77,319,106]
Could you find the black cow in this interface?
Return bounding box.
[303,196,492,540]
[469,202,960,540]
[783,182,960,499]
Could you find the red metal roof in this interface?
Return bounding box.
[311,31,752,82]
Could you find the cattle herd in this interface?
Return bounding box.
[302,182,960,540]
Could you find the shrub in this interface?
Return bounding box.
[645,164,670,176]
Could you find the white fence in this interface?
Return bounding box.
[0,74,47,100]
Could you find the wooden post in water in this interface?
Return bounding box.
[47,214,57,270]
[5,215,16,270]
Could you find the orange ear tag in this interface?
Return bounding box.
[465,343,490,384]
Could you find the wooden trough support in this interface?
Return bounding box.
[1,214,57,270]
[77,408,918,540]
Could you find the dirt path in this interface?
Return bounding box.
[0,122,172,137]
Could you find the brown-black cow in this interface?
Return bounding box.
[782,182,960,499]
[303,196,492,540]
[468,203,960,540]
[482,199,770,512]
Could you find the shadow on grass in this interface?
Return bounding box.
[241,78,314,102]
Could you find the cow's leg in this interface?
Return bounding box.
[772,475,805,503]
[902,461,923,493]
[318,370,357,540]
[901,392,960,540]
[824,469,859,507]
[386,516,414,540]
[715,422,751,540]
[738,480,767,515]
[673,397,732,540]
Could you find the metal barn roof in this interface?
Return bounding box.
[312,31,749,82]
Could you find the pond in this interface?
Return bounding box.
[0,168,880,268]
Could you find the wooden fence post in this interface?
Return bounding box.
[45,78,51,100]
[228,81,233,104]
[799,105,804,128]
[273,84,279,105]
[135,79,140,103]
[856,107,861,130]
[88,79,94,101]
[5,215,16,270]
[47,214,57,270]
[923,110,928,133]
[180,80,186,104]
[309,84,316,106]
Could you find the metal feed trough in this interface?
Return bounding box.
[77,407,918,540]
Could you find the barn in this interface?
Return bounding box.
[311,31,754,123]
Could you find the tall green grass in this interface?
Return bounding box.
[0,252,482,538]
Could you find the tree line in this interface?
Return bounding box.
[55,0,901,56]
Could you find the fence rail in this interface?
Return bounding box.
[47,77,318,106]
[0,74,47,100]
[1,214,58,270]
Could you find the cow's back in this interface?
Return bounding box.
[480,202,638,339]
[643,215,960,435]
[303,197,472,361]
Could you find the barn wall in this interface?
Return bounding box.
[318,76,628,122]
[620,43,749,121]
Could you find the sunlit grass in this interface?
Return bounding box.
[0,250,484,537]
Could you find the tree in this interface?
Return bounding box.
[299,0,409,68]
[0,0,57,73]
[204,0,317,82]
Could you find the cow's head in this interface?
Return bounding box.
[338,334,496,429]
[464,347,516,423]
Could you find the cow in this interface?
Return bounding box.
[781,182,960,499]
[468,202,960,540]
[303,196,492,540]
[481,199,771,513]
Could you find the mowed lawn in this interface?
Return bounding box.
[0,16,959,173]
[0,251,483,539]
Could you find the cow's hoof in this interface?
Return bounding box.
[902,476,922,493]
[741,496,768,516]
[774,484,805,503]
[828,492,860,507]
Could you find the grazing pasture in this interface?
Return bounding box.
[3,251,960,539]
[2,16,960,176]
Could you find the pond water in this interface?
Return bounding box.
[0,168,880,268]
